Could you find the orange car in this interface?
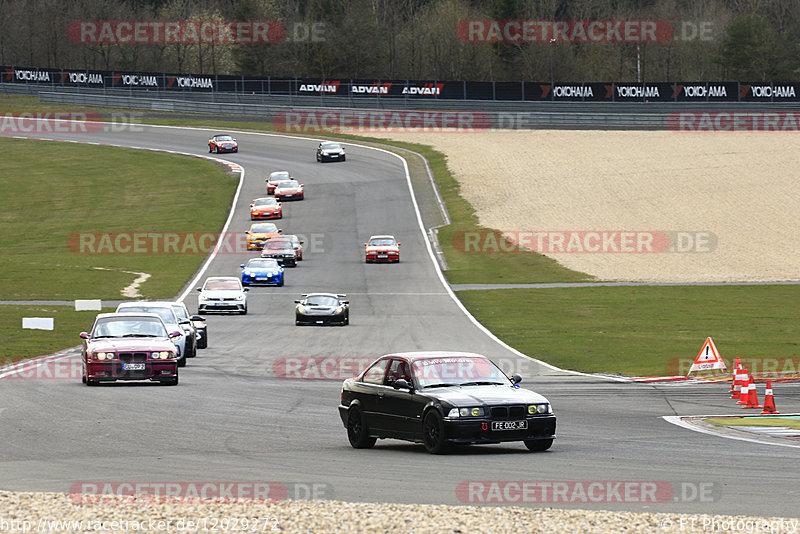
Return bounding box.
[274,180,304,201]
[250,197,283,220]
[266,171,294,195]
[364,235,401,263]
[246,222,282,251]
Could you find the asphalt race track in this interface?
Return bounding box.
[1,123,799,518]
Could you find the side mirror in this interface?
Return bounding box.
[191,315,205,321]
[80,332,89,339]
[512,374,522,384]
[169,331,182,338]
[363,243,368,247]
[397,243,402,246]
[394,379,412,390]
[179,319,191,325]
[341,300,349,305]
[299,240,304,244]
[243,288,250,292]
[240,264,245,268]
[196,287,202,292]
[294,300,301,304]
[278,229,283,233]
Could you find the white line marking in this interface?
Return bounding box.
[662,415,800,449]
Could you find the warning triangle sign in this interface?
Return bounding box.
[688,337,727,373]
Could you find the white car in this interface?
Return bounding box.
[115,301,189,366]
[197,276,248,315]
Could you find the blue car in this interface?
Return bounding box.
[240,258,284,286]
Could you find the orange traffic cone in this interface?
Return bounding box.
[729,357,742,395]
[742,375,761,409]
[736,369,749,404]
[731,367,745,399]
[761,381,780,414]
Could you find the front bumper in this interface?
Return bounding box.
[366,252,399,262]
[251,211,281,220]
[443,414,556,444]
[198,301,246,313]
[297,312,345,324]
[263,255,296,267]
[276,193,303,200]
[215,145,238,153]
[242,273,283,285]
[85,361,177,382]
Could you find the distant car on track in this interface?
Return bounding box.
[316,141,345,162]
[250,197,283,220]
[338,351,556,454]
[274,180,304,201]
[295,293,349,325]
[282,234,304,261]
[168,301,207,351]
[246,222,282,251]
[365,235,401,263]
[266,171,293,194]
[197,276,248,315]
[80,312,180,386]
[241,258,284,286]
[261,237,298,267]
[208,134,238,153]
[115,301,190,366]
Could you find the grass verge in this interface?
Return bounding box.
[0,137,237,300]
[706,417,800,430]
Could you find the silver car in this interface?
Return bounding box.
[115,302,188,367]
[197,276,248,315]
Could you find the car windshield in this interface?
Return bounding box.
[369,238,396,246]
[204,279,242,290]
[117,306,177,325]
[305,296,339,306]
[321,142,341,150]
[411,357,510,388]
[251,224,278,233]
[265,241,292,251]
[170,305,188,320]
[254,198,277,206]
[247,259,279,268]
[284,235,300,245]
[93,317,168,338]
[276,181,299,189]
[270,171,290,181]
[215,135,233,141]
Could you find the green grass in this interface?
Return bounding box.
[0,137,237,300]
[0,306,111,363]
[706,417,800,430]
[456,285,800,376]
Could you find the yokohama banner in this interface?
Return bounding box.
[3,65,800,102]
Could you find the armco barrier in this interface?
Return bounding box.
[17,88,800,130]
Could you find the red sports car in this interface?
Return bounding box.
[365,235,401,263]
[250,197,283,220]
[80,312,181,386]
[208,134,238,153]
[274,180,304,201]
[266,171,293,194]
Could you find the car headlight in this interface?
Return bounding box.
[447,407,484,418]
[243,270,251,275]
[234,295,244,301]
[152,351,172,360]
[297,305,305,313]
[95,352,115,360]
[335,306,343,314]
[528,404,551,414]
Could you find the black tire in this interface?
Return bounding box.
[163,374,179,386]
[85,379,98,386]
[178,356,186,368]
[197,332,207,349]
[524,439,553,452]
[341,155,346,161]
[295,315,304,326]
[241,306,248,315]
[347,408,376,449]
[277,280,284,287]
[423,410,448,454]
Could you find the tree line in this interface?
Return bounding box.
[0,0,797,82]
